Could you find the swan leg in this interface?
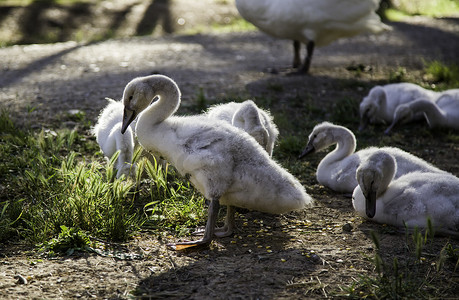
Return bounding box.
[169,199,220,249]
[214,205,235,238]
[192,205,235,237]
[293,40,301,68]
[300,41,314,74]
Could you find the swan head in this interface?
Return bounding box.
[356,167,379,218]
[356,151,397,218]
[120,76,164,134]
[299,122,337,159]
[359,87,385,131]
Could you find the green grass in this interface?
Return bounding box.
[0,109,205,248]
[423,60,459,90]
[384,0,459,21]
[394,0,459,17]
[344,226,459,299]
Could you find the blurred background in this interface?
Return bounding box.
[0,0,458,47]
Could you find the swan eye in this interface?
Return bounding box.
[129,96,133,101]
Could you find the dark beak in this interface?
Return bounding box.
[298,143,315,159]
[365,189,377,218]
[121,108,137,134]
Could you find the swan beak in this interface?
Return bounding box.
[365,190,377,218]
[298,143,315,159]
[121,108,136,134]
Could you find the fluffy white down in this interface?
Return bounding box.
[122,75,312,215]
[353,150,459,236]
[205,100,279,156]
[235,0,389,46]
[387,88,459,132]
[94,99,279,179]
[359,82,439,130]
[299,122,447,193]
[92,99,135,178]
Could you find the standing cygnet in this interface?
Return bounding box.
[120,74,313,249]
[359,83,438,131]
[206,100,279,156]
[353,150,459,237]
[235,0,390,73]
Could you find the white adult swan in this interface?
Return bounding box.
[353,150,459,237]
[235,0,390,73]
[385,89,459,133]
[298,122,446,193]
[93,98,135,178]
[120,74,312,248]
[359,83,438,131]
[205,100,279,156]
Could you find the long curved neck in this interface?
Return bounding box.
[409,99,446,127]
[320,127,356,167]
[137,77,181,128]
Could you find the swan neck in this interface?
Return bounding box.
[138,78,181,126]
[410,99,445,127]
[323,127,356,163]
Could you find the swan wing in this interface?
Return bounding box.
[382,174,459,230]
[178,126,237,172]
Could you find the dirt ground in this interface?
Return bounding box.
[1,1,459,299]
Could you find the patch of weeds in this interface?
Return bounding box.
[136,154,205,236]
[39,225,90,256]
[0,199,24,241]
[391,0,459,17]
[267,82,284,93]
[445,131,459,143]
[388,67,407,83]
[194,88,208,113]
[253,95,274,108]
[423,60,459,90]
[276,135,305,158]
[0,109,15,133]
[330,97,360,127]
[0,108,209,246]
[383,8,411,21]
[345,225,458,299]
[66,109,86,122]
[0,112,142,243]
[438,243,459,272]
[346,64,373,77]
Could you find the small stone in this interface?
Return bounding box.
[342,223,353,232]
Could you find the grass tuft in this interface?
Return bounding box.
[0,110,205,247]
[423,60,459,90]
[345,228,458,298]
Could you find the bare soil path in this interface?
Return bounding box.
[1,1,459,299]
